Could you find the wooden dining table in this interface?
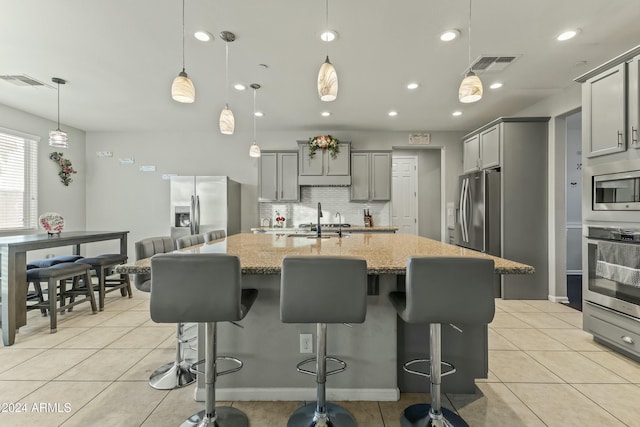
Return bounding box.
[0,231,129,346]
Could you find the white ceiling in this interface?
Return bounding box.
[1,0,639,134]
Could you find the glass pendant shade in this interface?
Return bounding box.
[49,77,68,148]
[458,71,483,103]
[49,129,68,148]
[317,56,338,102]
[172,71,195,103]
[249,142,261,158]
[219,105,235,135]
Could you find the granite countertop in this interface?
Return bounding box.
[117,233,534,276]
[250,226,399,233]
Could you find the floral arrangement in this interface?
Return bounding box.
[49,152,77,186]
[308,135,339,159]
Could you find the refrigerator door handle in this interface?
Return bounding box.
[195,195,201,234]
[458,179,466,241]
[461,178,469,242]
[465,177,472,243]
[190,195,196,235]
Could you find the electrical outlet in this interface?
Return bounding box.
[300,333,313,353]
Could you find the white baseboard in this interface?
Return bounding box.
[195,387,400,402]
[548,295,570,303]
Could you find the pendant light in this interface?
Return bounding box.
[171,0,195,103]
[458,0,483,103]
[249,84,261,158]
[317,0,338,102]
[49,77,68,148]
[219,31,236,135]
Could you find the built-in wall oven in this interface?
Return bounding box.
[584,226,640,360]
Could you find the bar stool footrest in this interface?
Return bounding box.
[189,356,243,377]
[402,358,456,379]
[296,356,347,377]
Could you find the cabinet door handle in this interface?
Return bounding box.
[274,191,277,200]
[632,127,638,145]
[617,131,624,147]
[621,335,634,345]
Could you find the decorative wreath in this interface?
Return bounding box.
[49,152,77,186]
[308,135,339,159]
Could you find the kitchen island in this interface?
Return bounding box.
[118,233,532,401]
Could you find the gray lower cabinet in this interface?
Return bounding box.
[258,151,299,202]
[350,151,391,201]
[584,301,640,360]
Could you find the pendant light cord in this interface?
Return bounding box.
[467,0,472,71]
[253,88,257,142]
[325,0,330,56]
[56,81,61,129]
[181,0,186,72]
[225,41,229,105]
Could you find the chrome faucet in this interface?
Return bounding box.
[335,212,342,238]
[316,202,323,238]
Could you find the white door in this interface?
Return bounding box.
[392,156,418,234]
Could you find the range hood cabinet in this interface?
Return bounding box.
[298,140,351,186]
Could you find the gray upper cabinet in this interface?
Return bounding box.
[463,125,501,172]
[298,141,351,185]
[629,55,640,149]
[480,125,500,169]
[258,151,299,202]
[350,151,391,201]
[583,63,627,157]
[463,134,480,173]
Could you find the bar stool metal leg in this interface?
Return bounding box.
[400,324,469,427]
[287,323,357,427]
[181,322,248,427]
[149,322,197,390]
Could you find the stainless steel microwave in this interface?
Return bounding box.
[593,170,640,210]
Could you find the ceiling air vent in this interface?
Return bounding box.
[470,55,519,73]
[0,74,48,87]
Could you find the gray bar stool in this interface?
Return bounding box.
[280,255,368,427]
[26,262,97,332]
[136,236,197,390]
[151,253,258,427]
[388,257,495,427]
[75,254,132,311]
[176,234,206,249]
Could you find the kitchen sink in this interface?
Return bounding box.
[286,234,350,239]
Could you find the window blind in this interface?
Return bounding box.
[0,130,38,230]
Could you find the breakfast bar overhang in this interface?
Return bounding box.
[118,233,533,401]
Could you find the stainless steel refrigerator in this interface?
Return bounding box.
[454,169,501,256]
[169,176,241,240]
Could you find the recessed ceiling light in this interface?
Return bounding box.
[320,30,338,42]
[440,29,460,42]
[233,84,246,91]
[321,111,331,117]
[254,111,264,117]
[388,111,398,117]
[452,111,462,116]
[557,29,580,41]
[407,82,419,90]
[194,31,213,42]
[489,82,503,89]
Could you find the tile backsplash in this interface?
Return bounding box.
[259,187,390,228]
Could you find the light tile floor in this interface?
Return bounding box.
[2,290,640,427]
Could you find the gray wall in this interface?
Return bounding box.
[0,104,88,259]
[85,129,465,255]
[514,83,582,300]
